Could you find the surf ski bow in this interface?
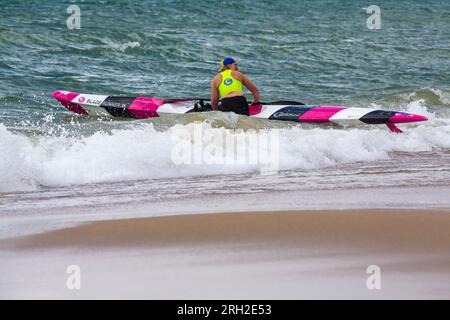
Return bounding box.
[52,90,428,132]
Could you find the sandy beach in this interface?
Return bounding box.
[2,208,450,299]
[9,209,450,252]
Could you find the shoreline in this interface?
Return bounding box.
[8,208,450,252]
[2,184,450,241]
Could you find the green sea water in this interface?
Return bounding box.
[0,0,449,197]
[1,0,450,125]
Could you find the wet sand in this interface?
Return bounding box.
[2,209,450,299]
[10,208,450,252]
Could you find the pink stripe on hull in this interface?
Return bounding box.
[389,113,428,124]
[248,104,263,116]
[52,90,79,104]
[51,90,88,115]
[128,97,166,119]
[299,106,346,123]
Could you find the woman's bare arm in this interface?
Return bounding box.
[239,73,260,103]
[210,76,220,110]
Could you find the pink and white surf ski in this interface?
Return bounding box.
[52,90,428,132]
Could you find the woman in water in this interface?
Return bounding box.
[210,57,260,115]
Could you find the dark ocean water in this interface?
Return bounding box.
[0,0,450,218]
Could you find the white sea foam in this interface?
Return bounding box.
[0,125,37,192]
[0,109,449,193]
[106,41,141,52]
[405,100,435,119]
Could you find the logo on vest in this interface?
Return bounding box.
[224,78,233,86]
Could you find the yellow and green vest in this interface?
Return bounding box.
[218,69,243,98]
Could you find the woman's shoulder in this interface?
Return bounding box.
[231,70,245,80]
[212,73,222,86]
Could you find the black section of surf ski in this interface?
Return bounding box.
[268,106,313,121]
[263,100,305,105]
[359,110,397,124]
[100,96,136,118]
